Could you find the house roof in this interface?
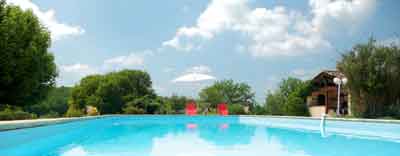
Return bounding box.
[311,70,345,86]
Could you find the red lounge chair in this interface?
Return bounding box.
[218,103,228,116]
[185,102,197,116]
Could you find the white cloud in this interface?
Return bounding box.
[104,53,144,67]
[378,37,400,47]
[103,50,153,71]
[57,50,152,86]
[57,63,98,86]
[61,63,91,72]
[6,0,85,40]
[186,65,212,74]
[163,0,375,56]
[310,0,376,34]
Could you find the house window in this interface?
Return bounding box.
[317,95,325,106]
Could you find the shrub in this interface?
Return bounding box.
[0,106,37,120]
[40,111,60,118]
[228,104,246,115]
[65,106,85,117]
[123,106,145,114]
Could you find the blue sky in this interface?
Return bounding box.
[7,0,400,102]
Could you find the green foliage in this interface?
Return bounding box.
[265,77,311,116]
[123,106,145,114]
[123,95,160,114]
[286,95,309,116]
[69,70,155,114]
[0,2,57,107]
[199,79,255,110]
[252,104,268,115]
[65,106,84,117]
[39,111,60,119]
[27,87,71,117]
[0,105,37,120]
[265,92,285,115]
[157,97,174,114]
[337,38,400,118]
[228,104,246,115]
[164,95,189,114]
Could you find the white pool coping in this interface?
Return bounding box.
[0,116,103,131]
[0,115,399,132]
[240,115,400,124]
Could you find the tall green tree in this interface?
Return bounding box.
[0,1,57,107]
[165,94,189,114]
[265,77,311,116]
[69,70,155,114]
[337,38,400,118]
[199,79,255,113]
[265,91,285,115]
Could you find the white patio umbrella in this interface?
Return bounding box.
[172,73,216,83]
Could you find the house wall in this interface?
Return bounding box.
[309,106,326,117]
[307,86,349,117]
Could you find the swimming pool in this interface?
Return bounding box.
[0,115,399,156]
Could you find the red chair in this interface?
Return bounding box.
[218,103,228,116]
[185,101,197,116]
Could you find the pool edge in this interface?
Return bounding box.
[1,114,399,131]
[0,115,106,131]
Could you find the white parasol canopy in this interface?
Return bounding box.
[172,73,216,83]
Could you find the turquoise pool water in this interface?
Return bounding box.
[1,116,399,156]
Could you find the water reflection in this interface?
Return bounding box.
[61,146,87,156]
[150,127,309,156]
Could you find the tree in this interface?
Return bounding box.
[68,70,155,114]
[0,1,57,107]
[337,38,400,118]
[286,95,309,116]
[199,79,255,113]
[164,94,189,114]
[27,86,71,117]
[264,77,311,116]
[265,91,285,115]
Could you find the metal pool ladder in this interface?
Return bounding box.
[320,113,327,137]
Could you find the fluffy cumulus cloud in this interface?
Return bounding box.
[163,0,375,57]
[57,50,152,86]
[6,0,84,40]
[103,49,153,71]
[57,63,98,86]
[104,53,145,68]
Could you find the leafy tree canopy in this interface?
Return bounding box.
[0,1,57,107]
[69,70,155,114]
[264,77,311,116]
[337,38,400,118]
[199,79,255,111]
